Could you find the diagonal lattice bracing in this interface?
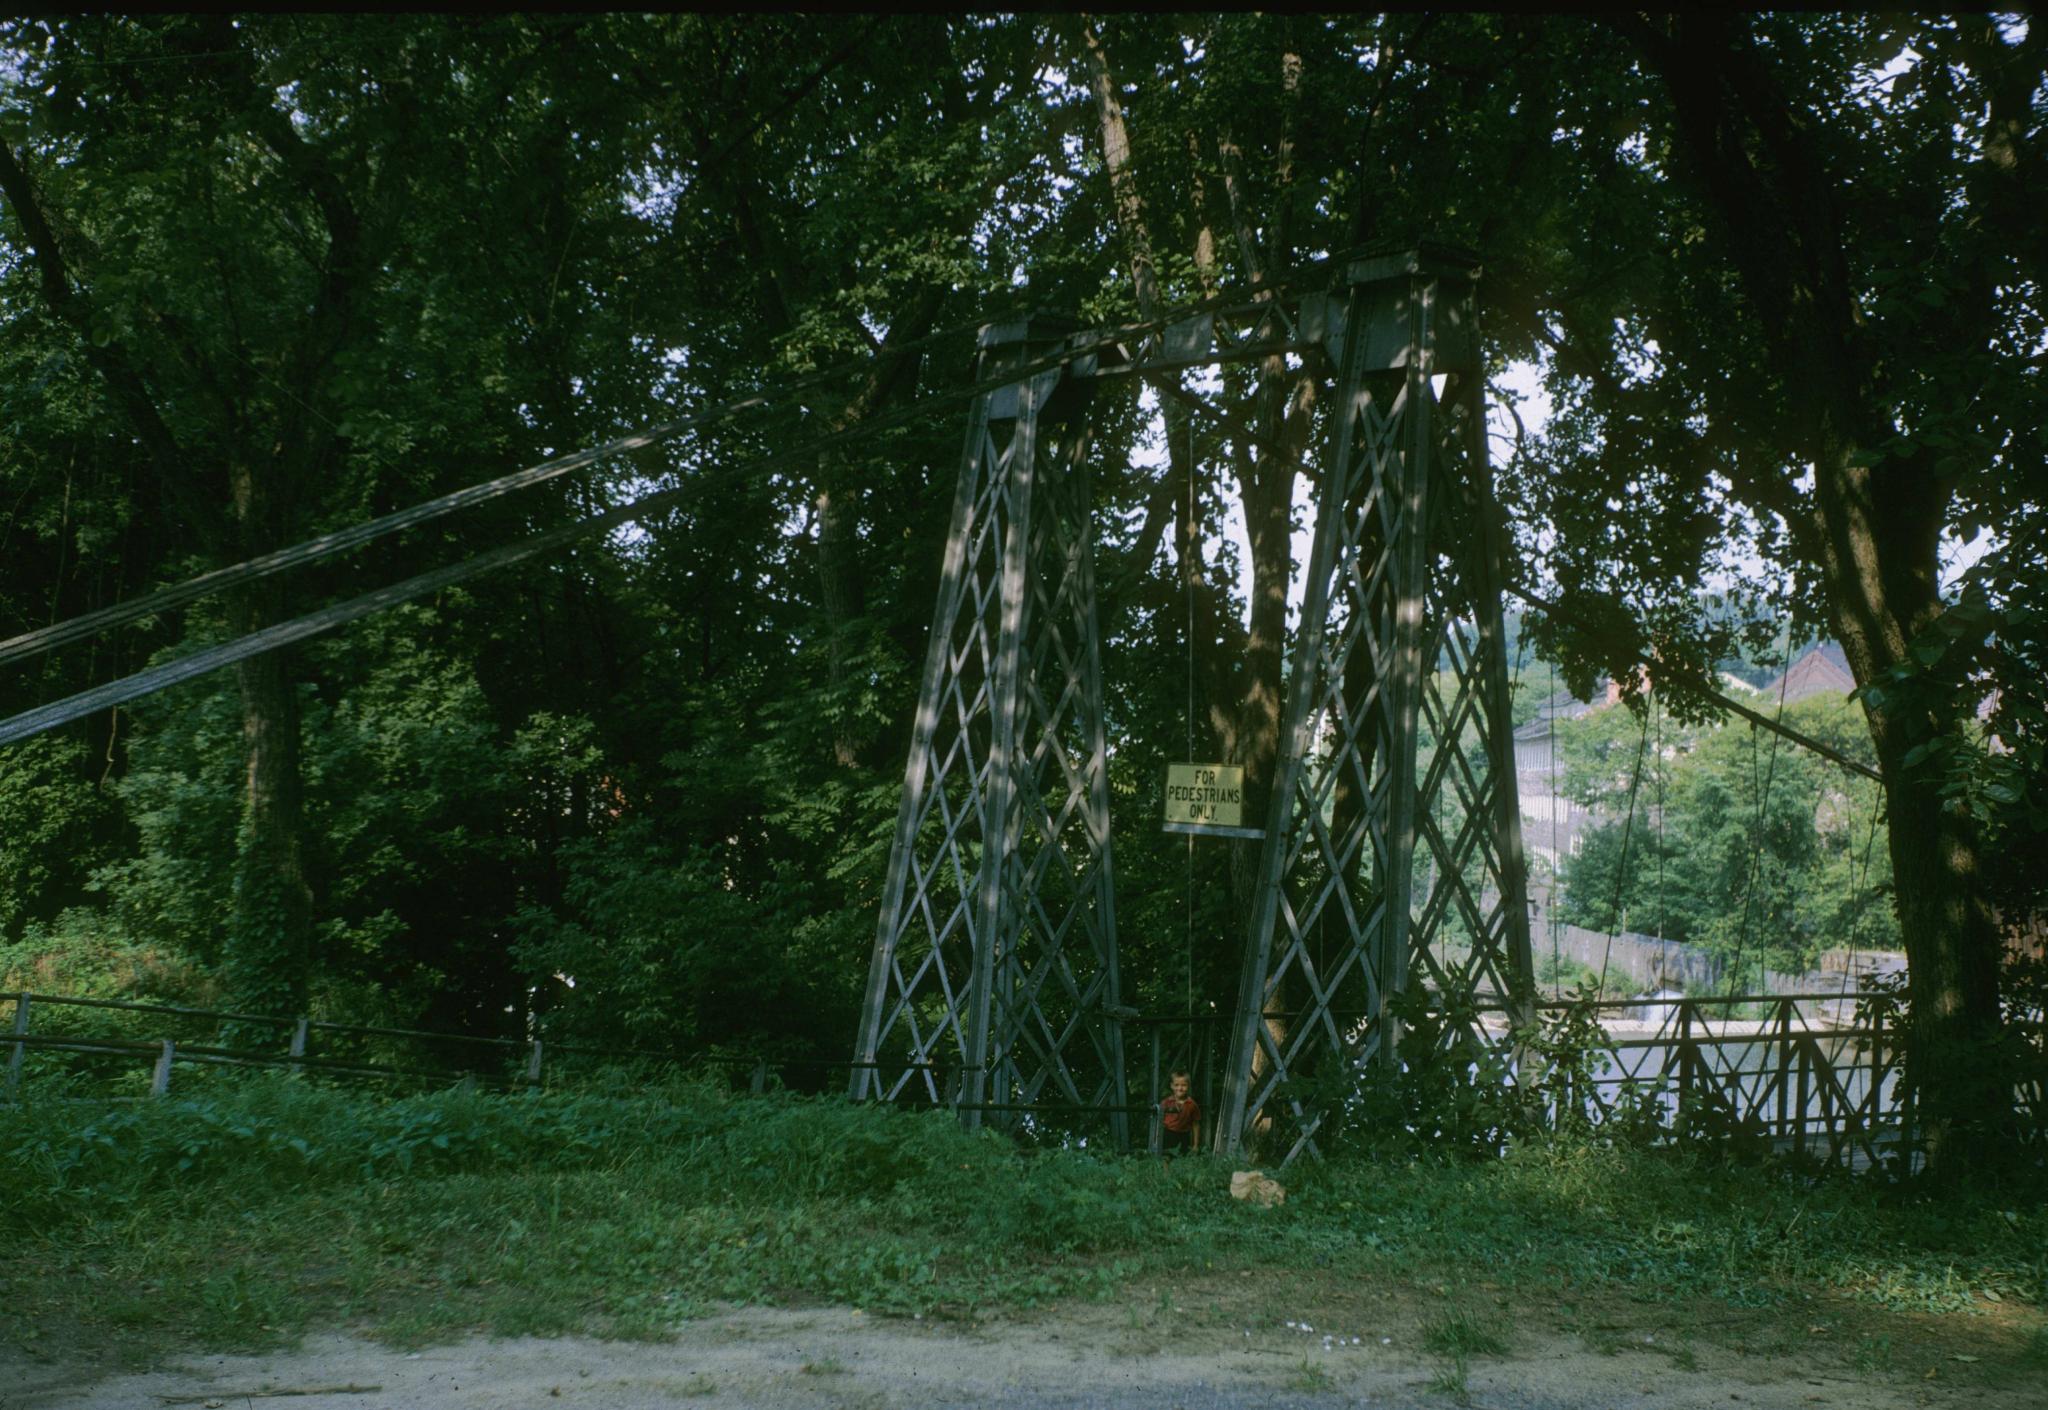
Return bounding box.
[852,323,1126,1144]
[1219,249,1535,1162]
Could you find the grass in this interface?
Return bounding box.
[1420,1309,1508,1360]
[1426,1356,1470,1399]
[0,1073,2043,1369]
[1285,1358,1334,1392]
[1420,1309,1506,1403]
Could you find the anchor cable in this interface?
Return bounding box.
[3,267,1335,683]
[0,280,1334,748]
[1595,703,1653,1000]
[0,315,1001,670]
[1728,622,1795,995]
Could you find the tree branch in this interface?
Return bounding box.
[190,18,366,425]
[0,139,217,536]
[1506,582,1881,781]
[1527,318,1811,543]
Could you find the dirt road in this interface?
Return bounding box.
[7,1291,2034,1410]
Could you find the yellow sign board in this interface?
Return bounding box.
[1163,763,1246,829]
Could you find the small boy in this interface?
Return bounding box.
[1159,1069,1202,1161]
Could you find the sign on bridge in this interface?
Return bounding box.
[1163,763,1260,839]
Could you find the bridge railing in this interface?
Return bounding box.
[1509,991,1910,1170]
[6,988,2038,1170]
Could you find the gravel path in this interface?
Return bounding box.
[5,1303,2004,1410]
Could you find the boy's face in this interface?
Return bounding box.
[1170,1075,1190,1100]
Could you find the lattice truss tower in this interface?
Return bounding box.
[848,320,1127,1140]
[852,246,1534,1160]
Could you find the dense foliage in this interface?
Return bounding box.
[0,15,2040,1159]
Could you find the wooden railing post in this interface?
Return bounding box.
[289,1016,309,1076]
[6,992,28,1098]
[750,1059,768,1095]
[526,1039,544,1087]
[151,1039,174,1097]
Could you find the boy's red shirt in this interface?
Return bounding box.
[1161,1094,1200,1133]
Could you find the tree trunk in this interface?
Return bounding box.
[1078,17,1235,756]
[1214,42,1310,1080]
[1616,11,2017,1169]
[1078,21,1249,1029]
[692,55,967,771]
[1809,435,2010,1165]
[813,466,868,768]
[222,450,316,1020]
[2,123,317,1019]
[1080,23,1324,1116]
[226,588,314,1018]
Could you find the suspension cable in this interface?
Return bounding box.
[0,271,1333,748]
[1500,583,1879,783]
[1728,626,1795,994]
[1654,686,1665,943]
[1844,781,1884,994]
[4,268,1331,676]
[1184,410,1196,1024]
[0,333,1022,745]
[1548,661,1562,998]
[0,317,992,668]
[1595,704,1653,999]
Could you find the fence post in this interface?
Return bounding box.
[526,1039,544,1087]
[1677,1001,1694,1137]
[750,1059,768,1095]
[1775,998,1793,1142]
[1149,1027,1161,1155]
[289,1017,309,1076]
[1795,1027,1814,1162]
[6,992,28,1099]
[151,1040,175,1097]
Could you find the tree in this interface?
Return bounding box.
[0,15,673,1017]
[1499,13,2044,1168]
[0,16,2037,1156]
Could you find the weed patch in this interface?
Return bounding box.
[1421,1308,1508,1360]
[1285,1357,1334,1392]
[1425,1354,1470,1399]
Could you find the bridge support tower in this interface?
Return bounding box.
[850,318,1129,1147]
[854,246,1534,1164]
[1217,246,1535,1162]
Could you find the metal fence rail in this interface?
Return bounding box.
[1509,992,1911,1169]
[0,991,1104,1112]
[6,988,2038,1171]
